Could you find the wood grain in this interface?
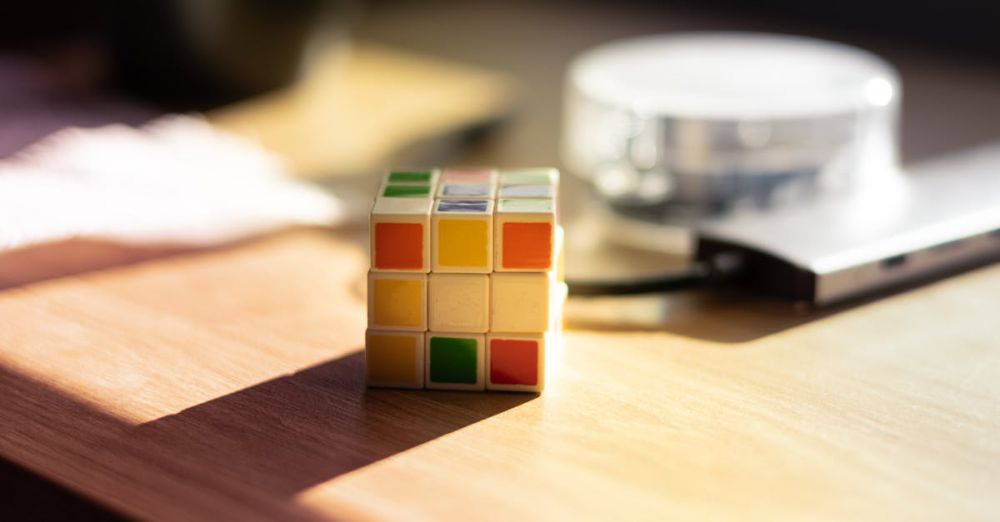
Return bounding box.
[1,229,998,521]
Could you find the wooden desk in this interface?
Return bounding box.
[2,228,998,520]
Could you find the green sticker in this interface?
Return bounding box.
[500,169,554,186]
[383,184,431,197]
[388,171,434,183]
[499,198,554,213]
[429,337,478,384]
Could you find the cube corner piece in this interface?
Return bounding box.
[486,332,547,393]
[366,329,425,389]
[494,198,556,272]
[370,197,433,273]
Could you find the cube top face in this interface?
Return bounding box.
[368,272,427,331]
[490,272,552,332]
[498,184,554,199]
[441,168,495,185]
[428,273,489,333]
[426,333,485,390]
[499,168,558,186]
[437,183,496,199]
[386,169,438,184]
[487,333,545,392]
[366,330,424,389]
[382,184,433,198]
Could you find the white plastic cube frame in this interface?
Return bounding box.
[428,273,490,333]
[493,198,556,272]
[367,271,428,331]
[425,333,486,391]
[431,199,495,273]
[490,271,554,333]
[370,197,433,273]
[486,332,548,393]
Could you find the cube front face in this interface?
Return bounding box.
[491,272,552,332]
[429,274,489,333]
[367,330,425,388]
[426,334,485,390]
[432,199,494,273]
[487,333,545,392]
[368,272,427,331]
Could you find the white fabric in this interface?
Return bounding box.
[0,115,343,252]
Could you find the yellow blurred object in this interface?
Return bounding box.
[211,44,515,177]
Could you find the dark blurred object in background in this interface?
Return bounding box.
[0,0,996,112]
[107,0,354,109]
[688,0,1000,59]
[0,0,355,110]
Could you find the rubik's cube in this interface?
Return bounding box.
[366,168,566,393]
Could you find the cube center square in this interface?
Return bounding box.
[368,272,427,331]
[426,334,485,391]
[432,199,494,273]
[366,331,424,389]
[429,273,489,333]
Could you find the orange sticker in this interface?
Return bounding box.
[502,222,552,269]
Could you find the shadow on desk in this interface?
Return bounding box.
[1,352,532,518]
[135,351,532,497]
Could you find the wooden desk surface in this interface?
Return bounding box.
[1,228,999,521]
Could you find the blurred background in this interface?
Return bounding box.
[3,0,1000,284]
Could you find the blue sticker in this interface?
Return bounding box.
[438,200,489,213]
[442,184,491,197]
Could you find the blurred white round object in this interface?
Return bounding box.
[563,32,901,234]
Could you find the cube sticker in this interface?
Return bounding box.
[383,184,432,198]
[374,222,423,270]
[366,331,424,388]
